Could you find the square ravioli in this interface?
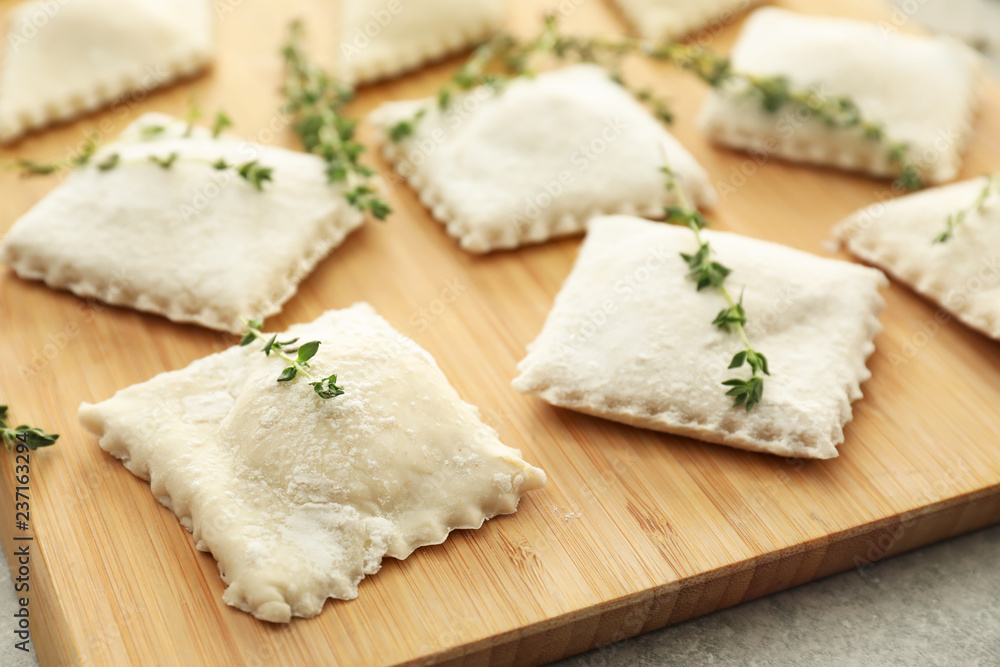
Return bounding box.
[338,0,504,84]
[369,64,716,253]
[513,215,887,459]
[0,113,364,333]
[698,8,982,184]
[835,176,1000,340]
[0,0,213,143]
[611,0,758,41]
[78,304,546,623]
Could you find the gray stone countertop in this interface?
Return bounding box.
[2,1,999,665]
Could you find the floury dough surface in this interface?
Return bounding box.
[513,216,887,459]
[78,304,546,623]
[369,65,716,253]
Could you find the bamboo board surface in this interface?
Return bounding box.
[2,0,1000,664]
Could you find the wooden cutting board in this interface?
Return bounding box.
[2,0,999,664]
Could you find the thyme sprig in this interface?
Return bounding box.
[388,16,675,139]
[662,167,770,411]
[934,174,1000,243]
[0,405,58,451]
[1,111,274,190]
[239,320,345,399]
[4,133,100,176]
[641,41,922,189]
[281,22,390,220]
[388,15,923,189]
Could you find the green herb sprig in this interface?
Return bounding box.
[388,16,675,138]
[388,15,923,190]
[4,133,101,176]
[934,174,1000,243]
[1,111,274,191]
[239,320,345,400]
[662,167,770,411]
[0,405,58,451]
[211,111,233,138]
[641,41,922,189]
[281,22,391,220]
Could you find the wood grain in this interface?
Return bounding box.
[2,0,999,665]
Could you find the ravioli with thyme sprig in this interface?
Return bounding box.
[835,176,1000,342]
[699,8,982,187]
[514,216,887,459]
[0,113,364,333]
[370,65,715,253]
[79,304,546,622]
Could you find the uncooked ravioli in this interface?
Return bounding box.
[0,113,364,333]
[79,304,547,622]
[0,0,214,142]
[513,216,887,459]
[698,7,982,185]
[369,64,716,253]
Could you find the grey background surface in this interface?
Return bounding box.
[2,0,999,665]
[555,526,1000,667]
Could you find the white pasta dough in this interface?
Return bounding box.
[0,113,364,333]
[699,8,982,184]
[835,176,1000,340]
[79,304,547,623]
[514,216,887,459]
[0,0,214,142]
[369,65,716,253]
[338,0,505,84]
[610,0,758,41]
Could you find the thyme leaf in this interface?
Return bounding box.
[236,160,273,191]
[934,174,999,243]
[387,15,924,190]
[96,153,120,171]
[0,405,59,451]
[0,110,273,190]
[281,21,391,221]
[662,165,770,411]
[389,109,426,142]
[11,159,61,176]
[183,98,202,137]
[239,320,345,400]
[140,125,168,139]
[212,111,233,138]
[149,152,179,169]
